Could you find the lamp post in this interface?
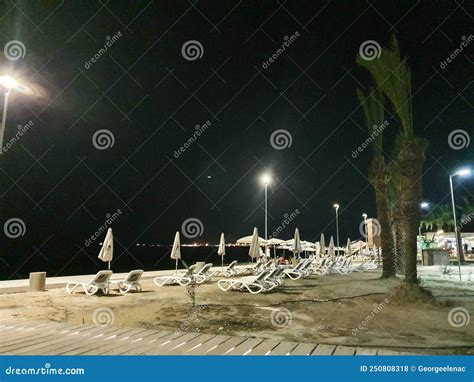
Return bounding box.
[333,203,340,249]
[0,76,19,152]
[419,202,430,265]
[260,173,271,241]
[362,213,368,254]
[449,168,471,281]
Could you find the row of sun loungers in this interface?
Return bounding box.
[65,256,378,296]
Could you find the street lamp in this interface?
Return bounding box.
[0,75,19,152]
[449,167,471,281]
[362,213,368,253]
[333,203,340,249]
[260,173,272,241]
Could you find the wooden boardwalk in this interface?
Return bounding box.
[0,320,410,356]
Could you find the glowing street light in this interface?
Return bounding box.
[420,202,430,209]
[0,75,25,153]
[449,167,472,281]
[333,203,340,249]
[260,173,272,241]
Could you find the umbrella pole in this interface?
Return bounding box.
[175,259,178,275]
[221,257,224,275]
[108,261,111,270]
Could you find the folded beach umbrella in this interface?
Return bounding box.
[346,238,352,256]
[170,231,181,274]
[319,233,326,256]
[328,236,335,257]
[218,232,226,274]
[98,228,113,270]
[267,238,284,258]
[293,228,303,257]
[248,227,261,259]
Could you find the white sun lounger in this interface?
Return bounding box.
[194,263,213,284]
[154,265,196,287]
[217,269,270,294]
[66,270,113,296]
[284,258,312,280]
[110,270,143,294]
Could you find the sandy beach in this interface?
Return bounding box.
[1,269,472,355]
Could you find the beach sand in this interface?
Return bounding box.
[1,270,473,354]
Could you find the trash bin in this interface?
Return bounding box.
[29,272,46,292]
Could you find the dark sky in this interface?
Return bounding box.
[0,0,472,278]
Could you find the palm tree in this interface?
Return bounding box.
[356,88,396,277]
[358,36,427,284]
[386,161,403,273]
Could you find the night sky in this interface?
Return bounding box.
[0,0,472,279]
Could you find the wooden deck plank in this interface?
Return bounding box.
[377,349,402,355]
[268,341,298,355]
[141,332,201,355]
[186,335,231,355]
[205,336,248,355]
[0,322,72,344]
[289,342,317,355]
[163,334,215,355]
[16,325,121,355]
[356,347,377,355]
[311,344,336,355]
[224,338,264,355]
[245,339,281,355]
[131,332,188,355]
[91,329,161,355]
[333,346,357,355]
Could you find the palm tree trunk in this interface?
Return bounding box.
[369,158,396,278]
[397,140,425,284]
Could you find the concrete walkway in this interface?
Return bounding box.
[0,319,414,356]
